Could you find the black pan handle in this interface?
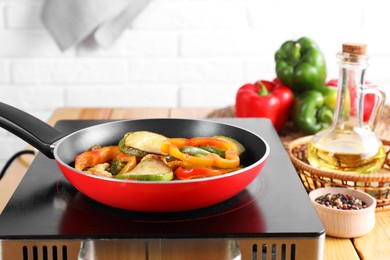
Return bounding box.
[0,102,66,158]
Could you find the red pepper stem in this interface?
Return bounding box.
[257,81,269,96]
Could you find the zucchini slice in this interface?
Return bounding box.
[118,131,167,157]
[116,155,173,181]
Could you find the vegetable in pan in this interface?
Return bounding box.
[74,146,137,177]
[74,131,246,181]
[160,137,240,169]
[119,131,167,156]
[116,154,174,181]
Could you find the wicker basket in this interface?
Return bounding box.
[288,136,390,211]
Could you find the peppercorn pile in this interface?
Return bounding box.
[315,193,367,210]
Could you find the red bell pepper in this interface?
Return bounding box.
[326,79,374,122]
[175,167,226,180]
[235,79,294,132]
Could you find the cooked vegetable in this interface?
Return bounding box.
[212,135,246,156]
[119,131,167,157]
[75,146,136,172]
[119,160,138,175]
[87,163,112,177]
[75,132,245,181]
[110,159,125,175]
[175,167,226,180]
[110,158,137,175]
[118,136,149,157]
[179,146,210,157]
[88,145,102,151]
[116,154,173,181]
[161,137,240,169]
[198,145,225,158]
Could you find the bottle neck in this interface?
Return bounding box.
[332,52,368,129]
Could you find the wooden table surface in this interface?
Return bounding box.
[0,107,389,260]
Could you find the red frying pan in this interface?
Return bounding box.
[0,102,269,212]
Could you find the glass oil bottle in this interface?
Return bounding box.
[307,43,386,174]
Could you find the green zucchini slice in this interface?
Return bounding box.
[116,155,173,181]
[118,131,167,157]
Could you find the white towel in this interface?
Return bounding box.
[41,0,151,51]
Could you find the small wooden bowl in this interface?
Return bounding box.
[309,187,376,238]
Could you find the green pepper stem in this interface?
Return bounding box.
[290,43,301,64]
[257,81,269,96]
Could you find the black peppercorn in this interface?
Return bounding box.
[315,193,367,210]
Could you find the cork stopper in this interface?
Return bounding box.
[342,43,367,55]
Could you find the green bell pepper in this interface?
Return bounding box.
[292,90,334,134]
[275,37,327,92]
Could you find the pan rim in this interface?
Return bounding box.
[53,118,270,184]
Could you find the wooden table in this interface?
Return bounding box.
[0,107,389,260]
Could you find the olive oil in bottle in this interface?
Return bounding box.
[307,132,385,173]
[307,43,386,174]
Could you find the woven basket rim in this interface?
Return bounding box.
[288,136,390,181]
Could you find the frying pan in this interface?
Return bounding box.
[0,102,269,212]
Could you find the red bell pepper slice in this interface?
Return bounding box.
[235,79,293,132]
[175,167,226,180]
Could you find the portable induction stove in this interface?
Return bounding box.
[0,118,325,260]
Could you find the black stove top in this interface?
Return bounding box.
[0,119,324,240]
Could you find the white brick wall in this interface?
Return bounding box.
[1,0,390,170]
